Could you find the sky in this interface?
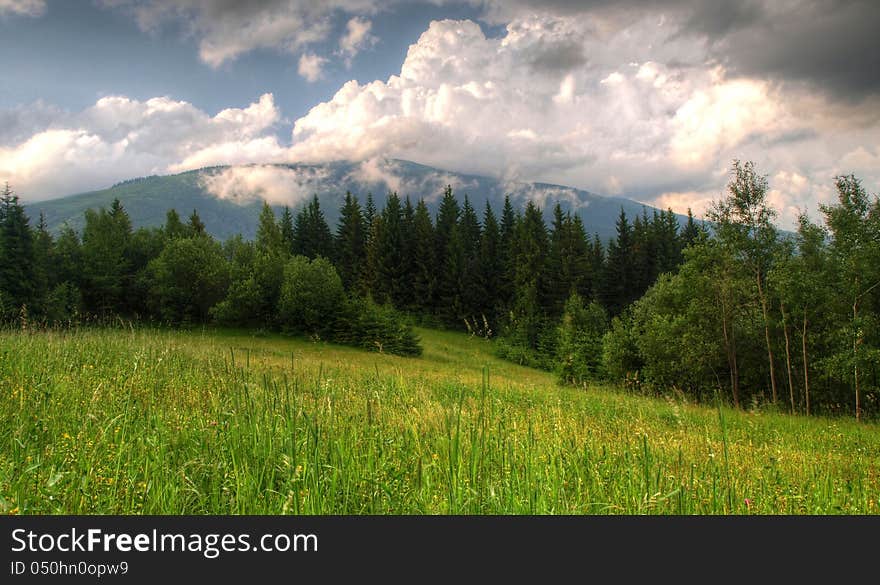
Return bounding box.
[1,0,879,228]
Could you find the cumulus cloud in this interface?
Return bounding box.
[200,164,329,207]
[284,14,880,228]
[298,53,328,82]
[0,94,287,200]
[345,158,480,201]
[477,0,880,102]
[0,0,45,17]
[338,17,377,65]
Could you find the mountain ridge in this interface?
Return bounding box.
[24,159,688,242]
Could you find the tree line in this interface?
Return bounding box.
[1,161,877,418]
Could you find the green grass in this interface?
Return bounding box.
[1,326,878,514]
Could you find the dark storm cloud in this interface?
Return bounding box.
[704,1,880,102]
[484,0,880,101]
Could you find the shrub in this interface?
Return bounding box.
[277,255,345,336]
[334,296,422,357]
[555,293,607,387]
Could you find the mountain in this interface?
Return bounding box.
[25,159,688,242]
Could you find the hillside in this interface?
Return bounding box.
[2,325,877,514]
[24,159,691,242]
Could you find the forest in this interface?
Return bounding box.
[1,160,878,418]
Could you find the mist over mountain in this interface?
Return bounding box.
[25,159,692,242]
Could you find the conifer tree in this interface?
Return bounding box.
[334,192,365,291]
[164,209,188,239]
[375,193,406,306]
[0,183,35,315]
[188,209,206,237]
[293,195,333,259]
[279,206,295,253]
[81,199,132,315]
[411,199,437,314]
[477,201,501,329]
[599,208,636,316]
[256,202,282,255]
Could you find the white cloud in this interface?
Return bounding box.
[338,17,377,65]
[298,53,328,83]
[99,0,385,67]
[0,0,45,17]
[200,164,328,207]
[0,94,287,200]
[285,15,880,229]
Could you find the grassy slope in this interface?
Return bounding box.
[1,326,878,514]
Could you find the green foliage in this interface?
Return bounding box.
[81,200,132,316]
[292,195,333,260]
[278,255,345,336]
[334,192,366,291]
[147,236,230,324]
[0,184,35,315]
[212,249,283,328]
[334,296,422,356]
[555,293,607,387]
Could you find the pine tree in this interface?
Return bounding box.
[293,195,333,259]
[477,201,501,330]
[188,209,206,237]
[458,196,482,321]
[400,197,417,309]
[435,185,460,268]
[411,199,436,314]
[364,193,377,245]
[498,195,519,310]
[334,192,365,291]
[599,208,637,316]
[81,200,132,316]
[435,185,461,322]
[164,209,188,239]
[681,208,702,249]
[0,183,35,316]
[375,193,406,306]
[279,206,295,253]
[256,202,282,255]
[31,212,54,316]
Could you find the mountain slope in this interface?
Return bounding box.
[25,159,687,242]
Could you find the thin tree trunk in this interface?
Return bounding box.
[801,312,810,417]
[756,272,777,404]
[720,299,740,409]
[780,301,796,414]
[854,298,860,422]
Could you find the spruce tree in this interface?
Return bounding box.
[293,195,333,259]
[81,200,132,316]
[411,199,437,314]
[477,201,501,331]
[188,209,206,237]
[164,209,188,239]
[375,193,406,306]
[498,195,518,310]
[0,184,35,316]
[599,208,636,316]
[279,206,295,253]
[334,192,365,291]
[256,202,282,255]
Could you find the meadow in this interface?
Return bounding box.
[1,325,878,514]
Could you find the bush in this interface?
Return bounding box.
[334,296,422,357]
[212,251,284,328]
[555,294,607,387]
[147,236,231,324]
[278,255,345,336]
